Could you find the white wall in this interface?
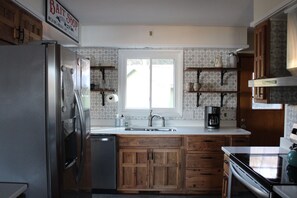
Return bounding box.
[252,0,296,26]
[13,0,44,20]
[80,25,248,48]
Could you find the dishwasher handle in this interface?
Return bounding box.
[92,136,115,142]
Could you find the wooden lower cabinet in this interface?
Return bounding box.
[117,134,250,195]
[118,136,182,193]
[184,135,225,194]
[150,149,181,190]
[118,149,149,189]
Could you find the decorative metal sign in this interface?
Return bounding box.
[46,0,79,42]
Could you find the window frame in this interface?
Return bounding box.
[118,49,183,117]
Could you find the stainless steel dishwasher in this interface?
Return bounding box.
[91,134,117,191]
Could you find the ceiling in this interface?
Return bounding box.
[58,0,254,27]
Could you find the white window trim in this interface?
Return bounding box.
[118,49,183,117]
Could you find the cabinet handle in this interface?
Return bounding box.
[203,140,214,142]
[201,156,213,159]
[147,152,153,160]
[13,27,19,39]
[200,173,213,176]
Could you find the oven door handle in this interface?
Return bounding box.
[230,163,270,198]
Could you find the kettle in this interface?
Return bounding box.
[228,52,238,68]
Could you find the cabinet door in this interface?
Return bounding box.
[150,149,181,190]
[19,11,42,44]
[118,149,149,189]
[0,0,19,44]
[254,20,270,102]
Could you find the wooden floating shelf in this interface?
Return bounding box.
[185,67,238,86]
[186,91,237,107]
[90,66,117,70]
[185,67,237,71]
[187,90,237,93]
[91,88,115,92]
[91,66,117,81]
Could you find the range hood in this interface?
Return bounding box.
[248,76,297,87]
[249,4,297,88]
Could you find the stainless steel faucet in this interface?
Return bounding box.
[148,110,165,127]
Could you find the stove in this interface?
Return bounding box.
[229,153,297,197]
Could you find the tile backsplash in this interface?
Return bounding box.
[285,105,297,139]
[72,47,238,122]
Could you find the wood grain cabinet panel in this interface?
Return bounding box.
[185,136,225,152]
[19,11,42,43]
[117,136,182,193]
[186,153,223,168]
[0,0,42,45]
[184,135,226,194]
[0,0,19,44]
[118,149,149,189]
[185,168,223,190]
[254,20,270,102]
[150,149,181,190]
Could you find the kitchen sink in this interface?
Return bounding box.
[125,127,177,132]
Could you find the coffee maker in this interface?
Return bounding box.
[204,106,220,129]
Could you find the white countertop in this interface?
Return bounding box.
[221,146,289,156]
[273,185,297,198]
[91,126,251,135]
[0,183,27,198]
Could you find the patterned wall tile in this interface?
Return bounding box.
[73,47,238,121]
[285,105,297,139]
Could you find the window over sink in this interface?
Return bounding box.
[118,50,183,117]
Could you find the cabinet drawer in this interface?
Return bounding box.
[185,168,222,190]
[119,136,182,147]
[185,136,225,151]
[230,136,250,146]
[223,154,229,176]
[186,153,223,168]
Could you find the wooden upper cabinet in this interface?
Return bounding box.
[0,0,42,45]
[254,20,270,102]
[19,10,42,44]
[0,0,19,44]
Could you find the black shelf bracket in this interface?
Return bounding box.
[220,93,227,107]
[99,68,106,81]
[197,70,201,84]
[100,91,105,106]
[221,69,228,85]
[196,92,202,107]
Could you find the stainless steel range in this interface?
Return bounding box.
[228,153,297,198]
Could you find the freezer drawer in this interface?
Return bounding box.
[91,135,117,190]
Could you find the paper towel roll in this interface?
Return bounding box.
[106,94,119,103]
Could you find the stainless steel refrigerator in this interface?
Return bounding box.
[0,43,91,197]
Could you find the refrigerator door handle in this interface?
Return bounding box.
[74,90,86,183]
